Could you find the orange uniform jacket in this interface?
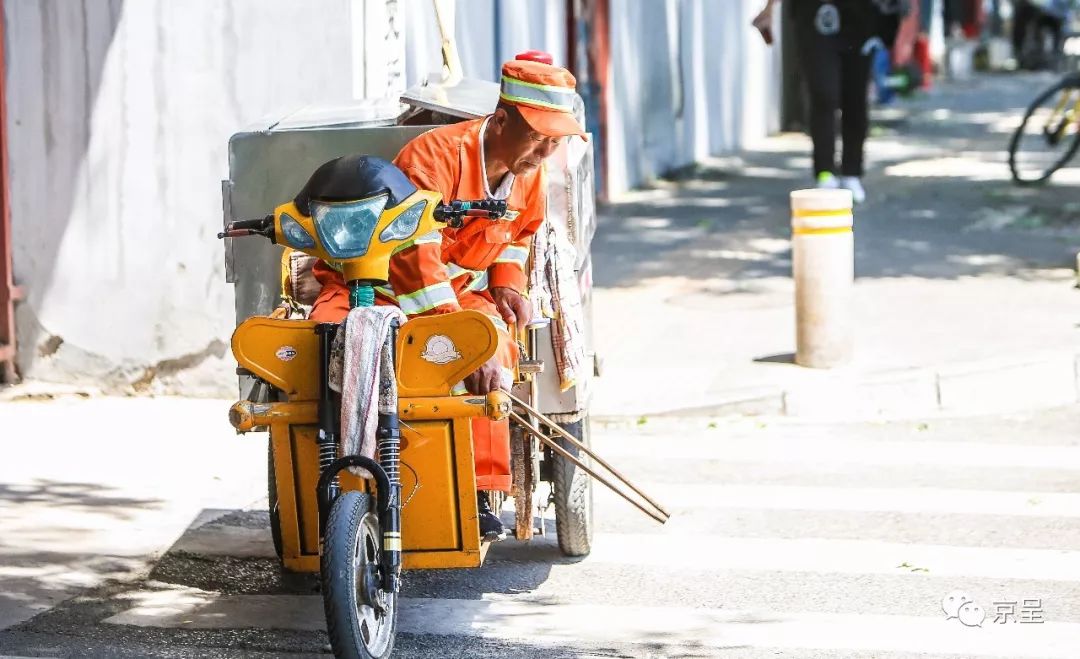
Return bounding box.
[310,118,546,492]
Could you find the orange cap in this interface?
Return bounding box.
[499,59,587,140]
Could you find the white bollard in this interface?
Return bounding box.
[790,188,854,368]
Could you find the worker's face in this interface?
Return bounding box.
[490,107,564,177]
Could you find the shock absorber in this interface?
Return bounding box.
[378,319,403,592]
[315,323,340,526]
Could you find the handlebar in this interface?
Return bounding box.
[433,199,508,228]
[218,215,274,240]
[218,198,507,241]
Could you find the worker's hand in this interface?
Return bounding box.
[291,255,321,306]
[752,5,774,45]
[490,287,532,333]
[464,355,505,394]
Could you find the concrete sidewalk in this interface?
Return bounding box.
[0,397,266,631]
[590,72,1080,419]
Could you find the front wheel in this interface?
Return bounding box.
[1009,78,1080,185]
[552,417,594,557]
[321,491,397,659]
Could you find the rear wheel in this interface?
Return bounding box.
[552,417,594,557]
[1009,79,1080,185]
[321,491,397,659]
[267,442,283,560]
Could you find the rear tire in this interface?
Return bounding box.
[1009,78,1080,185]
[553,417,594,557]
[267,442,283,560]
[321,491,397,659]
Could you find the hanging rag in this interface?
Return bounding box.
[530,148,589,392]
[544,223,587,391]
[333,305,407,477]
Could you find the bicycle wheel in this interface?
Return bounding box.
[1009,78,1080,185]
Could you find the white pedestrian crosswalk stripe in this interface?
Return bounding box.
[580,533,1080,581]
[96,421,1080,657]
[621,483,1080,517]
[596,435,1080,470]
[105,591,1080,659]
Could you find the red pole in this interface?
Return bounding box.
[591,0,610,202]
[0,0,21,383]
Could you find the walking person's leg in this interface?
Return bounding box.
[795,13,843,184]
[838,44,873,202]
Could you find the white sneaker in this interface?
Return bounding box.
[815,172,839,189]
[839,176,866,204]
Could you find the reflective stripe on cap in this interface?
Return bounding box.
[500,76,576,113]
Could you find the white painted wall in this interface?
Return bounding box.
[403,0,568,84]
[5,0,780,393]
[606,0,782,195]
[406,0,779,196]
[6,0,356,393]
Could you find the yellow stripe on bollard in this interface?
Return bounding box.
[791,208,853,219]
[792,226,854,236]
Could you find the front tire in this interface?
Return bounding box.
[321,491,397,659]
[552,417,594,557]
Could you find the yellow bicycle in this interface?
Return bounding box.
[1009,72,1080,184]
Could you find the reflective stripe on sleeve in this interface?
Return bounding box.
[493,244,529,268]
[396,281,458,315]
[447,262,489,292]
[466,270,489,293]
[446,262,478,280]
[482,312,509,334]
[392,229,443,255]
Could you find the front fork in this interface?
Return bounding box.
[316,284,402,598]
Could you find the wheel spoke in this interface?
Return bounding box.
[323,492,397,657]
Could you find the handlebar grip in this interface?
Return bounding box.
[433,199,508,222]
[217,215,274,240]
[230,217,273,230]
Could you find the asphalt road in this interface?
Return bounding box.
[2,399,1080,658]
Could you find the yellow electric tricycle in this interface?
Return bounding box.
[219,154,668,658]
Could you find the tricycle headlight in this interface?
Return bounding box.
[379,200,426,243]
[311,194,388,259]
[280,212,315,249]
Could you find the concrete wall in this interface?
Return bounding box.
[403,0,568,84]
[6,0,356,393]
[5,0,780,394]
[606,0,782,195]
[406,0,780,196]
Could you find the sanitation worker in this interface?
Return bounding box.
[309,56,587,540]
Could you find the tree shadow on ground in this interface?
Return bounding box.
[0,480,164,520]
[592,72,1080,292]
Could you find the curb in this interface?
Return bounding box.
[594,351,1080,422]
